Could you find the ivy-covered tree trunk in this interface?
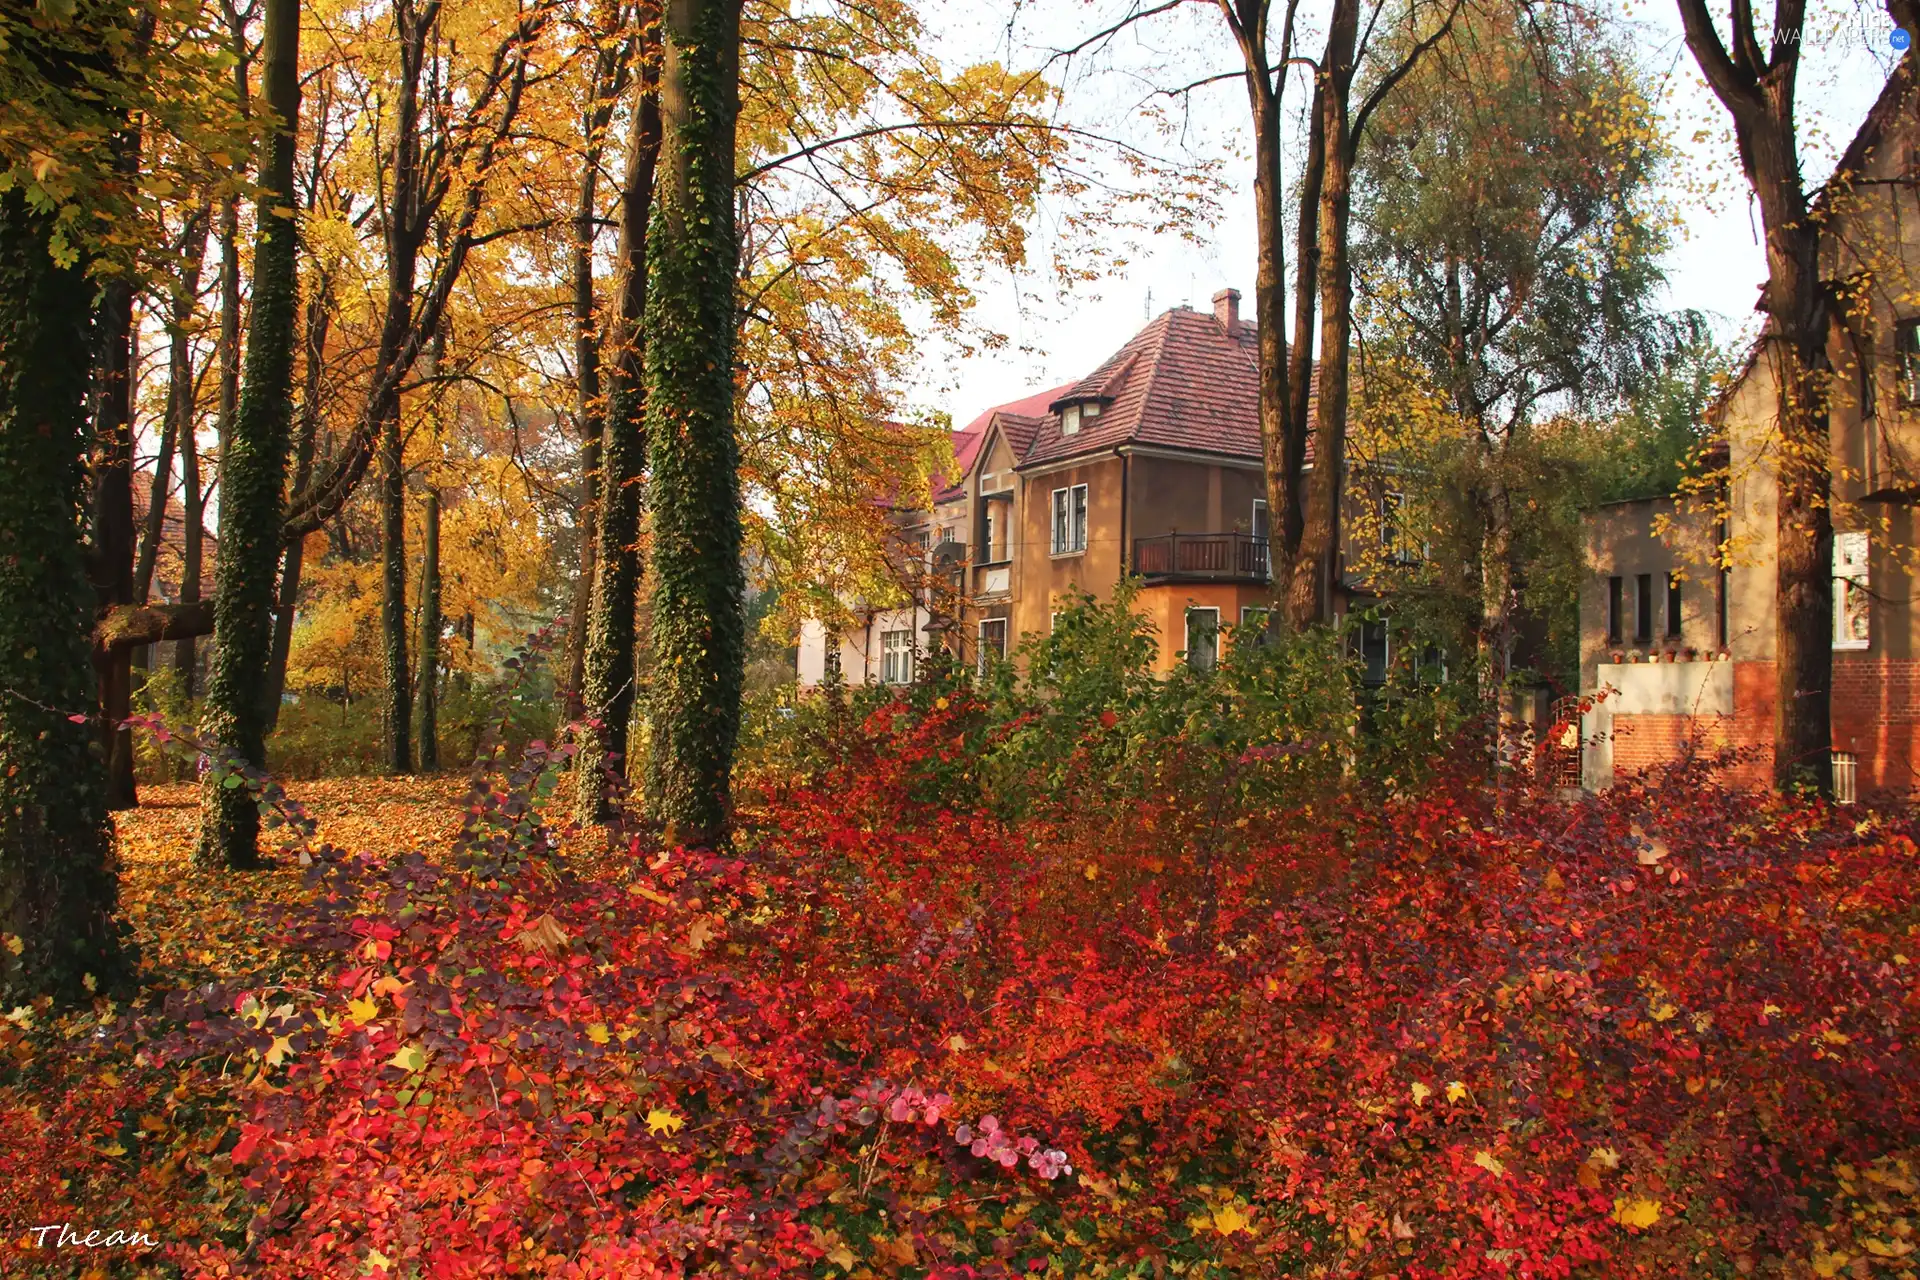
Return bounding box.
[196,0,301,869]
[0,188,127,1002]
[642,0,744,845]
[417,486,441,771]
[561,34,627,729]
[573,38,662,824]
[379,407,412,775]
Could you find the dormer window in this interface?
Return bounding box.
[1059,400,1100,436]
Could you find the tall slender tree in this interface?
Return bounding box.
[643,0,744,843]
[88,10,157,810]
[575,14,662,824]
[196,0,301,868]
[561,4,636,727]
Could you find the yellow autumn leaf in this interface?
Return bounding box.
[1445,1080,1469,1103]
[3,934,22,956]
[586,1022,611,1046]
[1084,863,1099,881]
[363,1248,393,1274]
[264,1036,293,1067]
[389,1044,426,1073]
[347,996,379,1024]
[935,696,949,710]
[628,883,673,907]
[825,1242,856,1270]
[646,1108,685,1136]
[1611,1197,1660,1228]
[1812,1250,1850,1278]
[1410,1081,1432,1105]
[1211,1203,1249,1235]
[1589,1145,1621,1169]
[1473,1150,1506,1177]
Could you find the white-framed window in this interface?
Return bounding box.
[1051,484,1088,555]
[977,618,1008,674]
[880,629,914,684]
[1835,531,1870,650]
[1185,606,1220,672]
[1061,404,1081,435]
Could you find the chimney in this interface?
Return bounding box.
[1212,288,1241,333]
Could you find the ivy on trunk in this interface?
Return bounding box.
[642,0,745,845]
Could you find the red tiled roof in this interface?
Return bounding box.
[1019,307,1314,469]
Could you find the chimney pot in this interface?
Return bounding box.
[1212,288,1242,333]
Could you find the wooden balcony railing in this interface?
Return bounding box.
[1131,532,1271,583]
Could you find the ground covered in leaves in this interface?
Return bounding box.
[4,696,1920,1279]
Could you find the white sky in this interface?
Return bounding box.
[909,0,1911,427]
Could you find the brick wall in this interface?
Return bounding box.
[1832,656,1920,794]
[1609,659,1919,796]
[1611,713,1724,776]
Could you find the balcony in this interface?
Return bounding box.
[1132,532,1270,583]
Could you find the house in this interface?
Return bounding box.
[797,289,1395,685]
[1577,62,1920,798]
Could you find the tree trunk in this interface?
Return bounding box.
[178,197,240,698]
[264,284,329,733]
[643,0,745,844]
[1218,1,1301,609]
[1673,0,1853,795]
[417,487,441,771]
[91,274,139,811]
[0,188,127,1002]
[379,400,412,774]
[1287,0,1358,629]
[562,34,628,727]
[197,0,301,869]
[574,32,663,823]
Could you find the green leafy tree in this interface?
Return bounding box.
[1351,3,1677,697]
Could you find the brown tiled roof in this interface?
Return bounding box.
[129,468,217,602]
[933,382,1076,501]
[995,412,1048,464]
[1019,306,1315,469]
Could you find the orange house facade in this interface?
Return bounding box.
[797,289,1379,685]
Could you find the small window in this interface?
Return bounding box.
[880,629,914,684]
[1835,531,1870,650]
[1898,318,1920,407]
[1251,498,1272,578]
[1607,576,1623,646]
[1050,483,1088,554]
[1185,606,1220,672]
[1359,618,1389,686]
[1665,572,1682,639]
[1061,404,1081,435]
[1240,604,1273,648]
[1082,401,1101,420]
[1381,491,1412,563]
[977,618,1008,674]
[1634,574,1653,644]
